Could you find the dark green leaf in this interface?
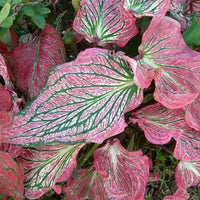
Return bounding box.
[22,5,35,17]
[32,15,45,29]
[35,7,50,15]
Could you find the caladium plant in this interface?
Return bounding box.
[0,0,200,199]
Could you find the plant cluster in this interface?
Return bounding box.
[0,0,200,199]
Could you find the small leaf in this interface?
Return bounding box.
[0,16,14,28]
[35,7,50,15]
[64,168,108,200]
[94,139,149,200]
[12,24,65,99]
[11,0,22,5]
[0,151,24,200]
[73,0,138,47]
[32,15,45,29]
[17,143,84,199]
[3,48,143,146]
[175,159,200,189]
[163,187,189,200]
[130,103,186,144]
[22,6,35,17]
[0,2,11,25]
[122,0,170,18]
[183,16,200,46]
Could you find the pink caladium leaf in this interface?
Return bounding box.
[0,54,10,86]
[173,132,200,161]
[13,24,65,99]
[64,167,109,200]
[73,0,138,47]
[134,16,200,108]
[3,48,143,146]
[16,143,84,199]
[163,187,189,200]
[0,151,24,200]
[185,94,200,131]
[122,0,170,18]
[0,144,22,158]
[130,103,187,145]
[94,139,149,200]
[175,159,200,189]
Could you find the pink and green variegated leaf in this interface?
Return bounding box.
[175,159,200,189]
[3,48,143,146]
[64,168,109,200]
[0,144,22,158]
[0,54,10,85]
[185,0,200,14]
[122,0,170,18]
[135,16,200,108]
[73,0,138,47]
[94,139,149,200]
[163,187,189,200]
[13,24,65,99]
[0,151,24,200]
[173,132,200,161]
[130,103,187,144]
[185,94,200,131]
[16,143,84,199]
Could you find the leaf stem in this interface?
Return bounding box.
[77,143,99,169]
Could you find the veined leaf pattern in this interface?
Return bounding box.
[122,0,170,18]
[13,24,65,99]
[64,168,109,200]
[3,48,143,146]
[94,139,149,200]
[0,151,24,200]
[0,54,10,85]
[134,16,200,108]
[175,159,200,189]
[163,187,189,200]
[73,0,138,47]
[130,103,187,144]
[16,143,84,199]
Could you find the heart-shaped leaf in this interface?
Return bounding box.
[0,151,24,200]
[122,0,170,18]
[134,16,200,109]
[73,0,138,47]
[13,24,65,99]
[130,103,187,144]
[16,143,84,199]
[64,168,108,200]
[175,159,200,189]
[3,48,143,146]
[94,139,149,200]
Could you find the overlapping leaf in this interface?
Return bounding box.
[0,144,22,158]
[3,48,143,146]
[175,159,200,189]
[16,143,84,199]
[13,24,65,99]
[73,0,138,47]
[94,139,149,200]
[185,94,200,131]
[163,187,189,200]
[0,54,10,85]
[130,103,187,144]
[122,0,170,18]
[173,132,200,161]
[0,151,24,200]
[64,168,109,200]
[134,16,200,109]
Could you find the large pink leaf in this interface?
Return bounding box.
[3,48,143,146]
[175,159,200,189]
[0,151,24,200]
[130,103,187,144]
[134,16,200,109]
[173,132,200,161]
[0,54,10,85]
[73,0,138,47]
[0,144,22,158]
[16,143,84,199]
[164,187,189,200]
[64,168,108,200]
[13,24,65,99]
[94,139,149,200]
[122,0,170,18]
[185,94,200,131]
